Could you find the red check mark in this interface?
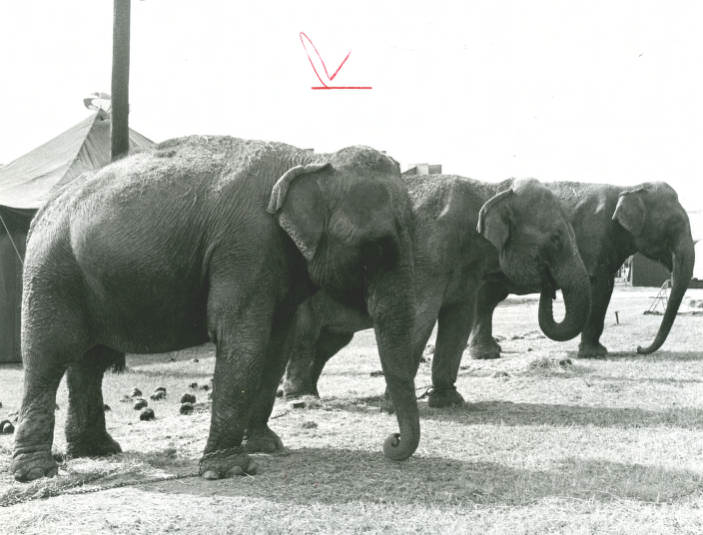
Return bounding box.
[299,32,372,90]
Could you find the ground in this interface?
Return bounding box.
[1,285,702,534]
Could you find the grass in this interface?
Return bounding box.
[0,285,703,533]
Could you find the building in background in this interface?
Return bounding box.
[403,163,442,176]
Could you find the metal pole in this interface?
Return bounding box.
[111,0,131,161]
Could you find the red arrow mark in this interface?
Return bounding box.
[299,32,372,90]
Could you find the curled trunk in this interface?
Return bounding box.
[538,252,591,342]
[637,237,695,354]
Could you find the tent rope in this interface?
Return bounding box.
[0,212,24,266]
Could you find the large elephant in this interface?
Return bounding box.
[12,136,419,482]
[468,181,695,361]
[281,175,592,407]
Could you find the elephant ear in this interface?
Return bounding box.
[267,162,332,261]
[613,187,647,236]
[477,189,514,251]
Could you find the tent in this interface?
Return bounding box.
[0,112,153,363]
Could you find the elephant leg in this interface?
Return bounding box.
[199,288,275,479]
[382,319,435,412]
[245,307,298,454]
[12,309,90,482]
[429,301,475,408]
[281,300,323,399]
[65,346,123,458]
[468,281,508,359]
[12,360,69,481]
[308,329,355,397]
[578,273,614,358]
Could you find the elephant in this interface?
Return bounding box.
[281,175,592,407]
[468,181,695,361]
[12,136,420,482]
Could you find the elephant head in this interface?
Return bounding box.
[267,147,419,460]
[613,182,695,354]
[478,179,591,341]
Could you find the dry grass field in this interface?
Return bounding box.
[1,285,703,534]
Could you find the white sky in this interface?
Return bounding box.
[1,1,702,211]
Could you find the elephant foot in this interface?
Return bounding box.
[199,447,258,479]
[378,389,395,414]
[281,377,319,399]
[12,450,59,482]
[283,388,320,400]
[66,432,122,459]
[428,386,465,408]
[380,397,396,414]
[577,342,608,359]
[468,342,501,360]
[244,425,288,455]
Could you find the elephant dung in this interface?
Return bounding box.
[150,390,167,401]
[179,402,194,415]
[133,398,148,410]
[131,387,143,398]
[0,420,14,434]
[180,393,196,404]
[139,408,156,421]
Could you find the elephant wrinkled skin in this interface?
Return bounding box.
[469,181,695,360]
[282,176,591,407]
[12,136,419,482]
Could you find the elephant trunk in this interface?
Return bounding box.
[367,264,420,461]
[538,250,592,342]
[637,237,695,354]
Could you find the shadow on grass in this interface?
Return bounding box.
[0,447,195,507]
[326,396,703,429]
[567,350,703,362]
[586,374,703,386]
[3,445,702,508]
[142,448,703,506]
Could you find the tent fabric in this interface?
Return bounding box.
[0,111,154,209]
[0,113,154,363]
[0,207,29,364]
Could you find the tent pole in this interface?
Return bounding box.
[0,212,23,266]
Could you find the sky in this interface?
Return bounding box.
[1,1,702,212]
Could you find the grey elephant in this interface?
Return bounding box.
[281,176,592,407]
[12,136,420,482]
[468,181,695,362]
